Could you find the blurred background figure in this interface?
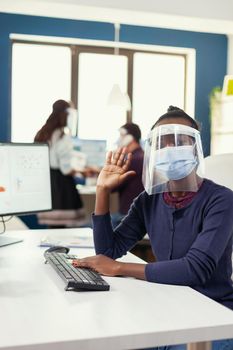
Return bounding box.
[111,123,144,228]
[34,99,87,228]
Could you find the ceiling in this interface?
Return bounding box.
[37,0,233,22]
[1,0,233,34]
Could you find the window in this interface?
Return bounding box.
[77,53,128,141]
[11,43,71,142]
[132,52,185,138]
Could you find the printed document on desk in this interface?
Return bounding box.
[40,228,94,248]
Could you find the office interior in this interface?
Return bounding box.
[1,2,232,214]
[1,1,233,350]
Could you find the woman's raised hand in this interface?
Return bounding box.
[97,148,136,190]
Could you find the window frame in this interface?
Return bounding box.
[11,35,195,138]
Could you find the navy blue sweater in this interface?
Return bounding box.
[93,179,233,310]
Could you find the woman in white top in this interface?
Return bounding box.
[34,99,84,227]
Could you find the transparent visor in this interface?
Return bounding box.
[142,124,205,195]
[65,108,78,136]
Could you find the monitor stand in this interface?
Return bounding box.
[0,236,23,248]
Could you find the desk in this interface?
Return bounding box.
[0,229,233,350]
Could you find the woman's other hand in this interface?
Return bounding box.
[72,254,146,280]
[72,254,121,276]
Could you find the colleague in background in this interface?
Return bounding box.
[34,99,86,227]
[111,123,144,228]
[73,106,233,350]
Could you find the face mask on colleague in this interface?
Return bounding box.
[66,108,78,135]
[117,134,134,147]
[117,128,134,148]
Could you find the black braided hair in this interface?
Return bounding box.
[151,106,200,131]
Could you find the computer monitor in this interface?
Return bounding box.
[0,143,52,247]
[73,138,106,168]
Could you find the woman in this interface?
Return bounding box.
[111,122,144,228]
[73,106,233,349]
[35,99,85,227]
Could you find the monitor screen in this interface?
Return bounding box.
[0,143,52,216]
[73,138,106,168]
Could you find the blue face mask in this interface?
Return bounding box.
[155,145,198,180]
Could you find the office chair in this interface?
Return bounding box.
[37,208,89,227]
[204,153,233,191]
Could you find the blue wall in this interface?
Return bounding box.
[0,12,227,155]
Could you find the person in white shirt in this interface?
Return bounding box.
[34,99,86,227]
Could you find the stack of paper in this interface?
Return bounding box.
[40,228,94,248]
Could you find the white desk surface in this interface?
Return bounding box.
[0,228,233,350]
[77,185,96,195]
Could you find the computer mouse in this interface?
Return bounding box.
[45,246,70,254]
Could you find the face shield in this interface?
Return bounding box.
[142,124,204,195]
[65,108,78,136]
[117,128,134,148]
